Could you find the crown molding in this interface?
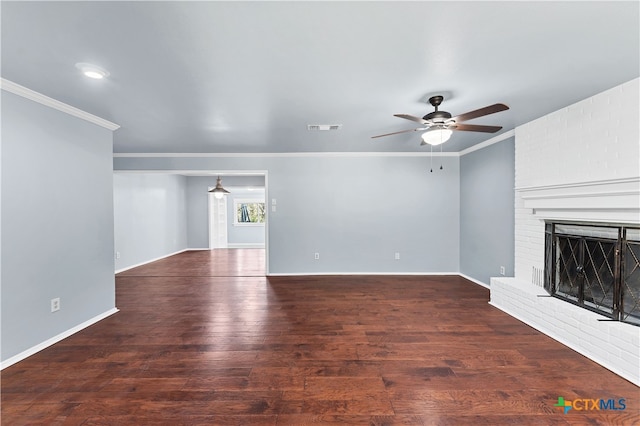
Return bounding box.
[113,133,511,158]
[1,78,120,131]
[459,129,515,156]
[113,151,460,158]
[113,170,268,176]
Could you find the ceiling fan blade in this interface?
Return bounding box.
[452,103,509,123]
[371,127,426,139]
[394,114,429,125]
[452,123,503,133]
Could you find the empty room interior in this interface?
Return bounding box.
[1,1,639,424]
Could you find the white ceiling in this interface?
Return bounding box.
[2,1,638,153]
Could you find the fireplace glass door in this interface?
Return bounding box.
[545,222,640,326]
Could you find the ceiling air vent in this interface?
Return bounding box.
[307,124,342,131]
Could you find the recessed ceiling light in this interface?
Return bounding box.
[75,62,110,79]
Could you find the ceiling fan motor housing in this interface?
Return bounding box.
[424,95,452,123]
[423,110,452,122]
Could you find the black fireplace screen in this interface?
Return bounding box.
[544,222,640,326]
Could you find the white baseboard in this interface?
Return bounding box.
[115,249,188,274]
[185,247,267,250]
[1,307,119,370]
[228,243,265,249]
[266,272,492,290]
[458,273,490,289]
[267,271,461,277]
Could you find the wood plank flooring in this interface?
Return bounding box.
[2,249,638,425]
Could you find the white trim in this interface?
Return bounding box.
[530,210,640,224]
[114,249,488,288]
[522,190,639,201]
[1,308,119,370]
[267,271,461,277]
[459,130,515,156]
[1,78,120,131]
[264,172,270,275]
[267,272,491,289]
[458,273,490,289]
[113,151,460,158]
[115,249,188,274]
[113,248,490,291]
[113,170,268,177]
[488,301,639,386]
[517,177,640,224]
[516,177,640,192]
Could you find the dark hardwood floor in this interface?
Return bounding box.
[2,249,638,425]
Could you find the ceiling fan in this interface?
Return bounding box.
[372,95,509,145]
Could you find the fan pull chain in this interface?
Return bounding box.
[430,144,433,172]
[440,143,443,170]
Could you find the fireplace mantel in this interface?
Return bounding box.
[517,177,640,223]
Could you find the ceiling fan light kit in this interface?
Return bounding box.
[421,128,452,146]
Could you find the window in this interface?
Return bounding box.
[233,199,265,225]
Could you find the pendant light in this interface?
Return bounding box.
[208,176,230,199]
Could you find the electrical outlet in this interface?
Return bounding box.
[116,251,121,259]
[51,298,61,312]
[395,252,400,260]
[500,266,506,276]
[314,253,320,260]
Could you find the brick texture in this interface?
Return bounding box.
[490,277,639,386]
[514,78,639,283]
[497,78,640,385]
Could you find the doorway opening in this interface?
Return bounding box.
[206,172,268,272]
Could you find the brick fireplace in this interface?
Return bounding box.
[490,78,640,385]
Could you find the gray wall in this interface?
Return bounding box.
[113,173,188,271]
[1,91,116,362]
[186,176,210,248]
[115,155,461,274]
[460,138,515,285]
